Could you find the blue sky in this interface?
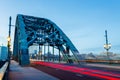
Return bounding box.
[0,0,120,54]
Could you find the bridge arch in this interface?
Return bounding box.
[13,14,83,66]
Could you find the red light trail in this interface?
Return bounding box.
[33,61,120,80]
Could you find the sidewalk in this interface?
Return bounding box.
[86,63,120,69]
[9,60,59,80]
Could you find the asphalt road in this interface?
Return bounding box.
[31,64,106,80]
[65,63,120,74]
[31,61,120,80]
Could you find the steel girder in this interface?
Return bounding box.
[13,15,30,65]
[13,14,84,66]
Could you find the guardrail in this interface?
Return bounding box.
[0,62,9,80]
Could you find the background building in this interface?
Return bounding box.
[0,46,8,61]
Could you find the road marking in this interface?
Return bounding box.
[55,69,59,70]
[76,74,83,77]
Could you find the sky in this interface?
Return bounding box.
[0,0,120,54]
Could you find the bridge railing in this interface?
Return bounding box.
[0,62,9,80]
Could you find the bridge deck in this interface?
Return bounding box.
[8,60,59,80]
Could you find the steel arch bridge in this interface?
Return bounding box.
[13,14,83,66]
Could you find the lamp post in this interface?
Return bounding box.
[7,16,12,69]
[104,30,111,64]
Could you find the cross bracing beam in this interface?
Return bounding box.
[13,14,84,66]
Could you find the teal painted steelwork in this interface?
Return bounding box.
[13,14,84,66]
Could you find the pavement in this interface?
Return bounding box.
[8,60,59,80]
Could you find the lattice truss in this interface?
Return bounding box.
[13,14,83,65]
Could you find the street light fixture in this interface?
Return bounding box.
[7,37,11,42]
[7,36,11,49]
[104,43,111,61]
[104,43,111,51]
[7,36,11,52]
